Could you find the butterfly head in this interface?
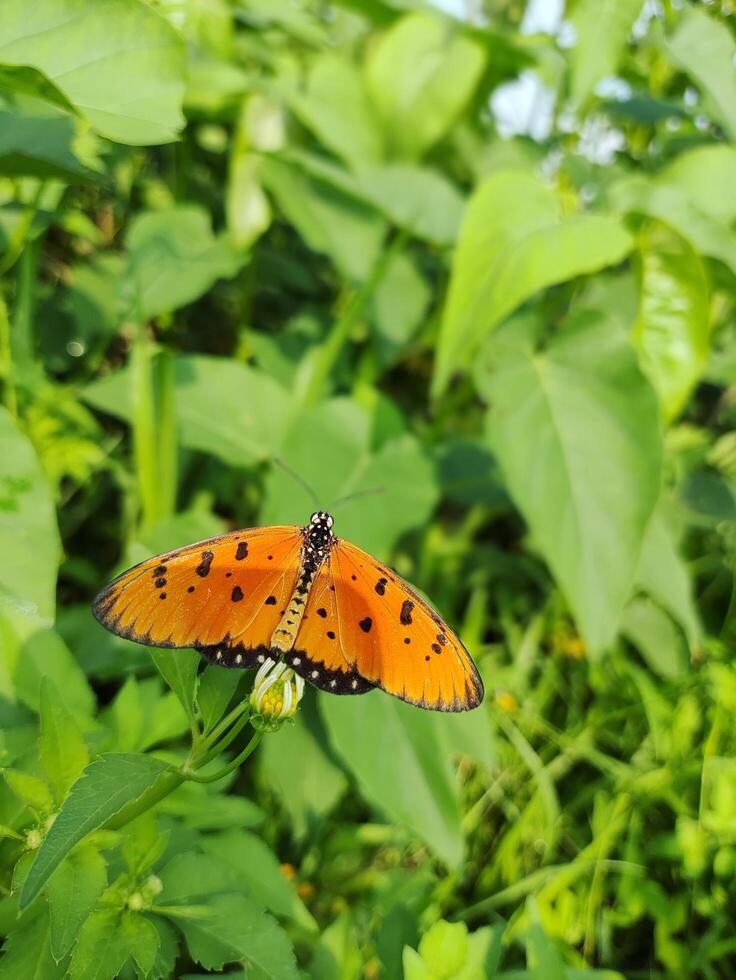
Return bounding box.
[306,511,335,554]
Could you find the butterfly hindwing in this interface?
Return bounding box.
[294,539,483,711]
[93,526,303,658]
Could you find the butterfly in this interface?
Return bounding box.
[93,511,484,712]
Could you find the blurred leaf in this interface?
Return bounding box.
[151,650,200,724]
[195,666,241,734]
[0,406,61,630]
[292,52,383,170]
[20,753,173,909]
[124,207,245,320]
[261,157,386,282]
[569,0,643,107]
[0,0,186,145]
[435,172,633,394]
[39,678,89,805]
[476,314,662,652]
[0,96,95,181]
[418,920,468,977]
[370,250,431,362]
[47,843,106,961]
[160,850,241,901]
[365,11,485,161]
[632,224,710,421]
[262,399,439,558]
[203,830,318,931]
[3,768,53,813]
[320,691,464,867]
[175,893,299,977]
[14,629,95,720]
[309,912,363,980]
[68,909,130,980]
[260,700,348,840]
[158,780,264,831]
[84,356,293,467]
[621,598,688,680]
[525,898,567,980]
[357,164,464,246]
[636,509,701,649]
[665,6,736,139]
[226,95,280,250]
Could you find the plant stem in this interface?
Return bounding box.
[105,770,187,830]
[184,731,262,784]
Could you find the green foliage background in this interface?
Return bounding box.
[0,0,735,976]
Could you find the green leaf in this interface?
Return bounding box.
[124,207,245,320]
[47,843,107,961]
[665,6,736,139]
[434,172,633,395]
[203,830,317,931]
[291,53,383,170]
[3,768,53,814]
[621,597,688,680]
[39,678,89,805]
[632,224,710,421]
[195,667,241,734]
[151,651,200,724]
[68,910,130,980]
[0,406,61,631]
[636,509,701,649]
[365,11,485,161]
[20,753,173,910]
[309,912,363,980]
[356,164,464,246]
[262,399,439,559]
[526,898,567,980]
[261,156,386,282]
[175,893,299,978]
[320,691,464,867]
[0,906,66,979]
[160,851,240,902]
[14,629,95,720]
[417,920,468,978]
[84,356,293,467]
[0,96,95,181]
[370,251,431,363]
[226,95,278,250]
[0,0,186,145]
[402,946,435,980]
[569,0,644,107]
[259,702,348,840]
[475,314,662,652]
[610,146,736,276]
[122,911,160,977]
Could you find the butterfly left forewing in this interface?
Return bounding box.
[93,526,303,660]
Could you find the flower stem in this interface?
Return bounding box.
[184,731,263,784]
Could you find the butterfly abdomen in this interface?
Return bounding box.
[270,515,334,653]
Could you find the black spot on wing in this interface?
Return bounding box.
[196,550,214,577]
[375,577,387,596]
[400,600,414,625]
[154,577,166,589]
[317,608,327,618]
[265,595,277,605]
[231,586,244,602]
[359,617,372,633]
[235,541,248,560]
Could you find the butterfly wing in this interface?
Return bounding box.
[289,538,483,711]
[93,526,304,666]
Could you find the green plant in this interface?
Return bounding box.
[0,0,735,977]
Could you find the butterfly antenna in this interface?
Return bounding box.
[273,458,320,509]
[331,487,385,510]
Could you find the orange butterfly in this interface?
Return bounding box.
[93,511,483,712]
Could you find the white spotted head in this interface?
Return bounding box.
[310,511,334,529]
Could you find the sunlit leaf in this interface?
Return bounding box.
[475,314,662,652]
[0,0,186,145]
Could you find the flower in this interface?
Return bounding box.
[249,657,304,724]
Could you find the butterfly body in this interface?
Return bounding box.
[93,512,483,712]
